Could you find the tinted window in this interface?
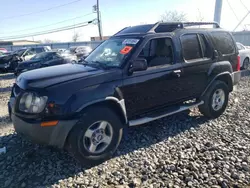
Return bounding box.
[198,34,212,58]
[181,34,202,60]
[212,32,235,55]
[139,38,173,67]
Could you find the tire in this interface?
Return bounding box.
[199,80,229,119]
[243,58,250,70]
[66,106,123,166]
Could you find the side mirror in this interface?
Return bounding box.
[129,58,148,73]
[213,50,219,60]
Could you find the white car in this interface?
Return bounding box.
[236,42,250,70]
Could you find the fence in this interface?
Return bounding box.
[232,31,250,46]
[2,32,250,51]
[1,41,103,52]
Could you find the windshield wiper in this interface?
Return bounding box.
[90,61,108,69]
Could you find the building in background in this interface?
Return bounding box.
[90,36,110,41]
[0,40,40,46]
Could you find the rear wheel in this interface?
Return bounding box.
[66,106,123,165]
[199,80,229,119]
[243,58,250,70]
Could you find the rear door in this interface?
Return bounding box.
[180,33,214,98]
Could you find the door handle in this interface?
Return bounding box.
[171,69,182,78]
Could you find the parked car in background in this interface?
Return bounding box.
[70,46,92,59]
[0,47,50,72]
[55,48,66,53]
[15,51,68,76]
[236,42,250,70]
[0,48,7,53]
[59,49,78,63]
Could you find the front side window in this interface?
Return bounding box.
[181,34,202,61]
[138,38,174,67]
[85,38,139,67]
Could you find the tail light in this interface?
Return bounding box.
[237,55,241,71]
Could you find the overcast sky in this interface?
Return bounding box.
[1,0,250,42]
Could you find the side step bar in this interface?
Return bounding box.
[129,101,204,126]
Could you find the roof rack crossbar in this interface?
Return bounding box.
[181,22,220,28]
[146,21,220,33]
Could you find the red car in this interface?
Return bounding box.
[0,48,7,53]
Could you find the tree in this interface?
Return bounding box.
[160,10,187,22]
[72,32,81,42]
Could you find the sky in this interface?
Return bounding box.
[1,0,250,42]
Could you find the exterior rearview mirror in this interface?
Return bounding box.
[129,58,148,73]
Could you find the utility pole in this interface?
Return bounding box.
[96,0,102,40]
[214,0,223,25]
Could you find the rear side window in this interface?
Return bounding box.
[181,34,202,60]
[211,32,235,55]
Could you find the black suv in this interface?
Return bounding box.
[9,22,241,165]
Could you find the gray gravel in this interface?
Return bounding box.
[0,72,250,188]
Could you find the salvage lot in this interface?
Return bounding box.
[0,72,250,188]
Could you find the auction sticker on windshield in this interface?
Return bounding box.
[122,39,139,45]
[120,46,133,54]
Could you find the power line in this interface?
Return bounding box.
[1,0,83,21]
[240,0,250,11]
[0,20,95,40]
[226,0,239,21]
[0,13,94,34]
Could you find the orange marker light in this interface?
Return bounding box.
[41,120,58,127]
[48,103,55,108]
[120,46,133,54]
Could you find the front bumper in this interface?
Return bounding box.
[12,114,78,148]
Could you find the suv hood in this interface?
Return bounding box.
[16,63,106,90]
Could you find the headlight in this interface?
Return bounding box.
[19,92,48,113]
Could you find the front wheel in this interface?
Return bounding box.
[66,106,123,165]
[199,80,229,119]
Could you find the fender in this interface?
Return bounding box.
[76,96,127,124]
[201,71,233,96]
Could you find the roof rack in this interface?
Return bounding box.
[148,21,220,33]
[114,22,220,36]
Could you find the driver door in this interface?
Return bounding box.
[121,37,185,118]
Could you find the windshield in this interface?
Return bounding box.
[13,49,26,56]
[30,52,47,60]
[85,38,139,67]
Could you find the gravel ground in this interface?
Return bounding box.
[0,72,250,188]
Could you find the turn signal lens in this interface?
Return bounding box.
[41,121,58,127]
